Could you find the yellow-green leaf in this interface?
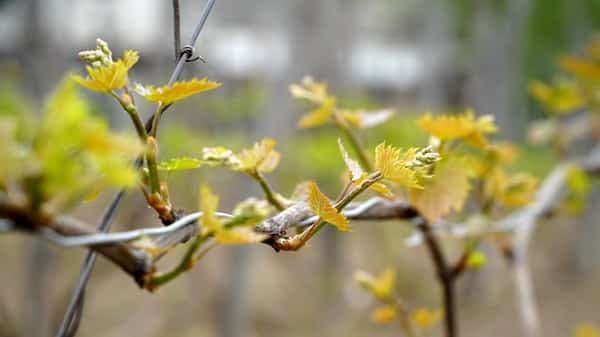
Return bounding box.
[412,308,442,329]
[137,77,222,104]
[354,268,396,300]
[307,181,349,231]
[289,76,330,104]
[371,305,397,323]
[158,157,205,171]
[341,108,394,128]
[200,185,221,233]
[369,182,394,198]
[374,143,422,189]
[72,46,139,93]
[528,79,585,114]
[236,138,280,173]
[410,157,471,222]
[338,138,364,181]
[418,110,497,148]
[297,96,336,128]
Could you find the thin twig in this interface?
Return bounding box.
[414,217,456,337]
[252,171,285,211]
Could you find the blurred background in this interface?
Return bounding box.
[1,0,600,336]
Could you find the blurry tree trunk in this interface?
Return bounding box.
[465,0,531,140]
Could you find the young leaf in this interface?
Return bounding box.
[307,181,349,231]
[236,138,280,173]
[72,48,138,92]
[411,308,442,329]
[297,96,336,128]
[341,108,394,128]
[369,182,394,198]
[354,268,396,300]
[410,157,471,222]
[374,143,422,189]
[484,169,538,207]
[371,305,397,323]
[338,138,363,181]
[528,79,584,114]
[289,76,330,104]
[418,110,497,148]
[200,185,221,233]
[158,157,205,171]
[136,77,222,104]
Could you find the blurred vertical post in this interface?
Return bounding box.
[465,0,531,140]
[21,1,54,336]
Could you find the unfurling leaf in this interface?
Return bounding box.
[297,96,336,128]
[202,146,239,167]
[528,79,584,114]
[136,77,222,104]
[354,268,396,300]
[338,138,364,181]
[341,108,394,128]
[200,185,221,233]
[236,138,280,173]
[412,308,442,329]
[371,305,397,323]
[374,143,422,189]
[410,157,471,222]
[418,110,497,148]
[369,182,394,198]
[307,181,349,231]
[484,169,538,207]
[289,76,330,104]
[158,157,205,171]
[73,42,139,92]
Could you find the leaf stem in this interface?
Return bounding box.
[147,233,211,288]
[110,91,162,195]
[111,91,148,141]
[251,171,285,211]
[149,103,167,138]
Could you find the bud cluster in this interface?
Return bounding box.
[405,146,441,169]
[78,38,114,67]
